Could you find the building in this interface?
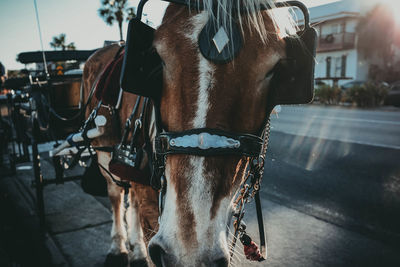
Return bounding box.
[306,0,382,86]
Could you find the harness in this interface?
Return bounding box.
[78,0,317,263]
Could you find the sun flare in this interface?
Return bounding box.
[374,0,400,26]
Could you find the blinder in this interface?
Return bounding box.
[120,16,162,99]
[120,0,317,106]
[270,2,317,104]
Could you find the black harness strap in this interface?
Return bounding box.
[254,191,266,257]
[120,96,142,146]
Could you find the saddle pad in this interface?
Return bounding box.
[95,50,125,106]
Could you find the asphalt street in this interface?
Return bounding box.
[260,105,400,245]
[270,105,400,149]
[240,105,400,266]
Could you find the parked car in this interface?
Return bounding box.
[340,80,365,90]
[385,81,400,107]
[314,80,327,89]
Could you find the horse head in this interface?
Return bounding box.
[120,0,316,266]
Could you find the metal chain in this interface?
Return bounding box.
[250,119,271,198]
[229,118,271,261]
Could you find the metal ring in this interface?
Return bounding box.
[135,118,142,129]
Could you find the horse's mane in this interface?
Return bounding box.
[195,0,297,42]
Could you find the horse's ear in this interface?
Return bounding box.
[120,19,163,100]
[269,25,318,105]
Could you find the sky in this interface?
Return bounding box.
[0,0,367,70]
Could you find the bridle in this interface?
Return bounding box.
[118,0,317,262]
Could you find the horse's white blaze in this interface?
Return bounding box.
[184,12,214,129]
[186,13,219,250]
[187,12,229,257]
[193,57,214,128]
[189,157,209,242]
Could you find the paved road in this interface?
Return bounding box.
[270,105,400,149]
[235,105,400,266]
[262,105,400,244]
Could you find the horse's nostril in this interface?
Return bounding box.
[214,257,229,267]
[149,243,166,267]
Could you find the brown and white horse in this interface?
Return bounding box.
[83,0,296,266]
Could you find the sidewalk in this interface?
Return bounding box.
[1,151,400,267]
[0,151,112,267]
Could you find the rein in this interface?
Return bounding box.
[230,119,271,262]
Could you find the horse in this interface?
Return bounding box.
[83,44,159,266]
[82,0,314,266]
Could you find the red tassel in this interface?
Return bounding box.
[244,241,263,261]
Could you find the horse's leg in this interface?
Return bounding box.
[97,151,129,267]
[127,183,159,266]
[126,189,148,267]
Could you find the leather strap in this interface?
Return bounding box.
[255,191,267,260]
[155,128,263,157]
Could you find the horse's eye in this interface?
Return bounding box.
[265,69,274,80]
[265,61,281,80]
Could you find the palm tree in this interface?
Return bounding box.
[50,34,76,50]
[66,42,76,50]
[98,0,135,41]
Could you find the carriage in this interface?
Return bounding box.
[2,49,99,232]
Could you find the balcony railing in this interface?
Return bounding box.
[318,32,356,52]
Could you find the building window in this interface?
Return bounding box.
[341,55,347,77]
[331,23,342,34]
[326,57,331,77]
[334,56,342,77]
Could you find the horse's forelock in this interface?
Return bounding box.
[192,0,297,42]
